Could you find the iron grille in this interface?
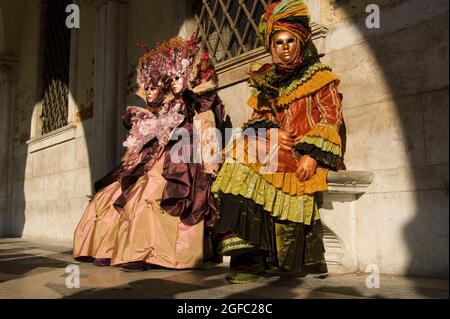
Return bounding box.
[195,0,275,64]
[40,0,71,135]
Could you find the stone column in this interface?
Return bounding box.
[177,0,198,38]
[305,0,328,56]
[92,0,128,181]
[0,60,17,237]
[305,0,321,23]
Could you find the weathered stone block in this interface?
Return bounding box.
[218,81,253,129]
[51,171,76,200]
[74,168,93,199]
[424,89,449,166]
[344,95,427,170]
[75,138,91,169]
[23,177,45,202]
[355,190,449,277]
[32,141,76,177]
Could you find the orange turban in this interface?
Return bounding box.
[258,0,311,50]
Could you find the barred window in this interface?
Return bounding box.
[40,0,71,135]
[195,0,275,64]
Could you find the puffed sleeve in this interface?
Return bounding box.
[294,81,343,170]
[185,91,225,176]
[197,91,226,129]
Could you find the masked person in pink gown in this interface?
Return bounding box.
[72,46,174,266]
[111,35,225,271]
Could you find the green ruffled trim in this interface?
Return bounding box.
[217,236,256,256]
[248,63,280,100]
[299,135,342,157]
[278,63,332,98]
[248,63,278,90]
[294,139,342,171]
[294,133,342,170]
[212,159,318,225]
[242,118,280,131]
[248,62,334,103]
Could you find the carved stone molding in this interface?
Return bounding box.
[321,223,347,271]
[327,170,375,195]
[320,169,374,273]
[216,47,270,89]
[0,65,13,82]
[27,124,77,154]
[311,21,329,55]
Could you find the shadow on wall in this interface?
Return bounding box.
[331,0,449,280]
[4,0,73,239]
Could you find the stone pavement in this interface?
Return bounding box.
[0,238,447,299]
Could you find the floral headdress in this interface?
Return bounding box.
[156,34,218,95]
[135,44,170,101]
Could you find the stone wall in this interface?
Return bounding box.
[8,0,41,238]
[322,0,448,278]
[8,1,96,241]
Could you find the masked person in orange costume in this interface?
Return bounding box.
[212,0,344,283]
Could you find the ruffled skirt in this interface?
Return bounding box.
[212,159,326,272]
[73,154,207,269]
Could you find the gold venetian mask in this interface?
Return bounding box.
[271,31,301,65]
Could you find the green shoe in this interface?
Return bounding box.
[198,261,215,271]
[226,271,261,284]
[226,264,265,284]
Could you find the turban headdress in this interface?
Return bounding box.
[258,0,313,73]
[258,0,311,50]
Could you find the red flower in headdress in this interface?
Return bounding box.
[187,33,200,47]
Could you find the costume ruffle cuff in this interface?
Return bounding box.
[242,117,280,132]
[294,123,342,171]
